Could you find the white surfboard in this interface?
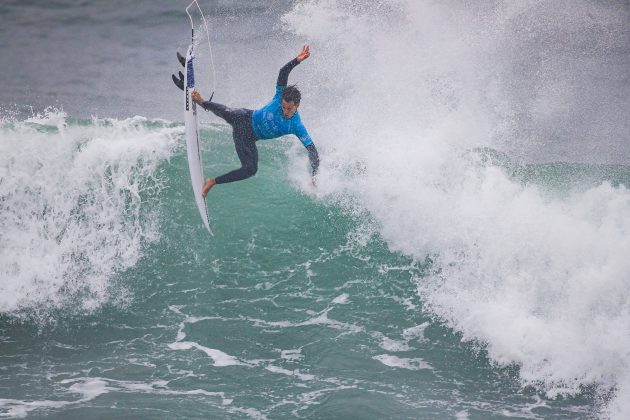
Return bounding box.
[184,45,213,235]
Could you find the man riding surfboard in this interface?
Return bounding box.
[191,45,319,197]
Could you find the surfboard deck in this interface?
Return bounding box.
[178,46,213,235]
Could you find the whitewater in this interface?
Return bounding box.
[2,0,630,419]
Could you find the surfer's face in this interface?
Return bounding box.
[281,100,298,119]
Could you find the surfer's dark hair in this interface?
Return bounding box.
[282,84,301,105]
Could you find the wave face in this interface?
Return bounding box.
[281,1,630,418]
[0,110,178,318]
[0,111,628,418]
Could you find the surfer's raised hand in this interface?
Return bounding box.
[191,90,204,105]
[296,45,310,63]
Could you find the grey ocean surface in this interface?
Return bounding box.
[2,1,630,419]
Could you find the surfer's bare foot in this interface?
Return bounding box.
[202,178,216,197]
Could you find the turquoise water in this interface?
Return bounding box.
[0,116,609,418]
[2,0,630,417]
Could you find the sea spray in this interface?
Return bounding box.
[0,110,178,319]
[283,1,630,417]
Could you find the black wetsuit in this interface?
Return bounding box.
[201,59,320,185]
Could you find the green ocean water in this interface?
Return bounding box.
[2,0,630,417]
[0,118,606,419]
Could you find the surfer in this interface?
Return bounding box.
[191,45,319,197]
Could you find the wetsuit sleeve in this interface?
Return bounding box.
[277,58,300,87]
[294,122,313,147]
[306,144,320,176]
[294,120,317,174]
[200,101,214,111]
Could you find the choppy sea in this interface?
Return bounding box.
[2,1,630,419]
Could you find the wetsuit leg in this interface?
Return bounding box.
[215,109,259,184]
[201,101,240,125]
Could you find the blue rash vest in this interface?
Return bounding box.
[251,85,313,147]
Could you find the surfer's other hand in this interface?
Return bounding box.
[297,45,310,63]
[191,90,204,104]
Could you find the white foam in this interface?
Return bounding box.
[0,378,111,418]
[375,334,413,352]
[0,398,70,418]
[295,309,363,333]
[373,354,433,371]
[113,379,232,405]
[372,323,429,352]
[24,107,69,129]
[65,378,110,400]
[283,1,630,416]
[168,341,244,367]
[0,110,177,317]
[167,307,244,367]
[455,410,469,420]
[265,365,315,381]
[280,349,303,362]
[331,293,349,304]
[403,323,430,342]
[248,308,362,333]
[226,406,268,420]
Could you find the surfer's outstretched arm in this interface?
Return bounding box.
[277,45,310,86]
[294,123,319,177]
[277,59,300,87]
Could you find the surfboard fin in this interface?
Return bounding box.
[177,51,185,67]
[172,73,184,91]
